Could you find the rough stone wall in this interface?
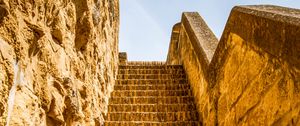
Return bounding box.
[0,0,119,125]
[177,26,214,125]
[167,5,300,126]
[213,5,300,125]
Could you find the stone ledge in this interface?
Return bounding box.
[235,5,300,26]
[181,12,218,66]
[213,5,300,70]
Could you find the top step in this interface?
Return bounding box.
[125,61,166,66]
[119,61,183,69]
[119,65,183,69]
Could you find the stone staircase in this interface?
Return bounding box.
[104,62,200,126]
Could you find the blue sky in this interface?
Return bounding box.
[119,0,300,61]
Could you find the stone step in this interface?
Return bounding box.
[106,62,200,124]
[111,90,193,97]
[126,61,166,66]
[117,74,186,79]
[104,112,199,121]
[113,84,190,90]
[104,121,200,126]
[108,104,196,112]
[119,65,183,70]
[116,79,187,85]
[109,96,194,104]
[118,69,185,75]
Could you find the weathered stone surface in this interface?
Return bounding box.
[167,5,300,126]
[213,5,300,126]
[0,0,119,125]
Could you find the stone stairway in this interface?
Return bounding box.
[104,62,200,126]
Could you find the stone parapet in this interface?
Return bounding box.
[167,5,300,125]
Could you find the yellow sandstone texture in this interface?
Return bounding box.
[1,1,299,126]
[0,0,119,125]
[167,5,300,126]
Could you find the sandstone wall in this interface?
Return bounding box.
[167,12,219,125]
[0,0,119,125]
[167,5,300,126]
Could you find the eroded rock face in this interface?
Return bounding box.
[0,0,119,125]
